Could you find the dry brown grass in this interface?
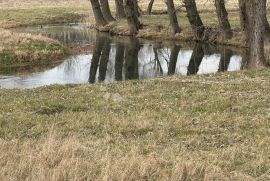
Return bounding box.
[0,132,257,180]
[0,0,89,8]
[1,70,270,180]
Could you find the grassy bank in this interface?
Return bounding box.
[1,70,270,180]
[0,0,246,51]
[0,29,67,69]
[0,0,91,69]
[96,1,246,47]
[102,11,245,47]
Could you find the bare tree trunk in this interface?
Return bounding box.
[263,0,270,39]
[100,0,115,22]
[264,16,270,38]
[215,0,233,39]
[147,0,155,15]
[165,0,181,34]
[238,0,248,37]
[247,0,266,68]
[115,0,126,19]
[133,0,141,17]
[124,0,141,35]
[183,0,205,39]
[90,0,108,26]
[240,0,270,43]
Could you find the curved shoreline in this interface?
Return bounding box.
[0,29,68,71]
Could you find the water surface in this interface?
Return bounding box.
[0,25,244,89]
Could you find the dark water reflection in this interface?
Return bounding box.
[0,25,243,89]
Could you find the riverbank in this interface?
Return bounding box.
[1,69,270,180]
[0,29,67,70]
[100,19,246,48]
[0,1,90,69]
[0,0,247,69]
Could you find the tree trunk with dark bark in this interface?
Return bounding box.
[115,0,126,19]
[238,0,250,42]
[246,0,266,68]
[147,0,155,15]
[100,0,115,22]
[215,0,233,39]
[263,0,270,39]
[133,0,141,17]
[90,0,108,26]
[183,0,205,39]
[124,0,141,35]
[165,0,182,35]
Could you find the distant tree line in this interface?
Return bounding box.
[89,0,269,68]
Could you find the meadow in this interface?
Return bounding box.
[1,0,270,180]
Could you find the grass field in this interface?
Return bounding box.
[1,1,270,180]
[0,0,240,29]
[1,69,270,180]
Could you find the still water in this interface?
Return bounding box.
[0,25,243,89]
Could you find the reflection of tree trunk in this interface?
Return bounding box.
[183,0,205,39]
[218,48,233,72]
[187,44,204,75]
[154,48,163,75]
[124,0,141,35]
[125,38,140,80]
[168,45,181,75]
[165,0,182,34]
[115,43,125,81]
[214,0,232,39]
[115,0,126,19]
[89,35,106,83]
[99,38,111,82]
[147,0,155,15]
[100,0,116,22]
[90,0,108,26]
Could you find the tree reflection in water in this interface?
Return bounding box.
[0,26,245,89]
